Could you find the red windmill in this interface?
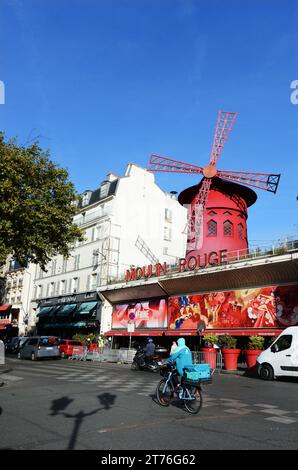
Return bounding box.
[148,111,280,260]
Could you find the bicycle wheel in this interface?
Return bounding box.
[156,379,174,407]
[183,386,202,414]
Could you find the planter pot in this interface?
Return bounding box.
[244,349,263,369]
[201,347,218,369]
[221,348,241,370]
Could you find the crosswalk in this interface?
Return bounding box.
[1,358,159,396]
[2,359,298,426]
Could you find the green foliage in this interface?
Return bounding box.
[0,132,83,269]
[72,333,96,343]
[203,333,219,347]
[246,336,265,350]
[218,334,238,349]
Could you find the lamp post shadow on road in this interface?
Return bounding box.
[49,393,117,450]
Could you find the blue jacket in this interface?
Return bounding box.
[166,338,193,376]
[144,340,155,356]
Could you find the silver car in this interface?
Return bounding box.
[18,336,61,361]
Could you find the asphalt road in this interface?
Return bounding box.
[1,356,298,451]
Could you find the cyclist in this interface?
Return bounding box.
[166,337,193,389]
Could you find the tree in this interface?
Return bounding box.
[0,132,83,269]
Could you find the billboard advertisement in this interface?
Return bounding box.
[168,285,298,330]
[112,298,167,329]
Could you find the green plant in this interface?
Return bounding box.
[72,333,96,344]
[218,334,238,349]
[203,333,219,347]
[246,335,265,350]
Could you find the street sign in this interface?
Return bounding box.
[127,321,135,333]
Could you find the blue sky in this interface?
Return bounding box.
[0,0,297,247]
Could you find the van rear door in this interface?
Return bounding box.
[271,334,298,377]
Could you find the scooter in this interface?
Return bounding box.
[131,347,163,373]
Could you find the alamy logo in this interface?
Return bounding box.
[0,80,5,104]
[290,80,298,105]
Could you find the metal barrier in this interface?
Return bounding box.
[192,350,223,372]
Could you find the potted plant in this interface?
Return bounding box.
[201,333,219,369]
[244,335,265,369]
[218,334,240,370]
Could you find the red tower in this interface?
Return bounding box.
[178,177,257,259]
[148,111,280,260]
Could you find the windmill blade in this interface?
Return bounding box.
[184,178,212,251]
[148,154,204,174]
[209,111,238,166]
[135,235,159,264]
[217,170,281,193]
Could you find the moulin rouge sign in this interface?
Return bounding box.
[125,249,228,282]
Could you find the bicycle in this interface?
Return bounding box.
[156,365,204,414]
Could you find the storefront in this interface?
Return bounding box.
[0,305,19,340]
[36,291,101,339]
[101,250,298,350]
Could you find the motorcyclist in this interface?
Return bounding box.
[166,337,193,389]
[144,337,156,364]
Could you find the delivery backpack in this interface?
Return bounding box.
[183,364,212,385]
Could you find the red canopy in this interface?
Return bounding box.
[104,329,166,337]
[0,305,11,311]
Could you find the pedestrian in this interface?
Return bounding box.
[85,337,91,354]
[170,340,178,355]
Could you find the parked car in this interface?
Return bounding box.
[257,326,298,380]
[58,339,83,358]
[18,336,61,361]
[5,336,29,354]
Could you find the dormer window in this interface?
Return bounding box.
[82,191,92,207]
[100,181,109,198]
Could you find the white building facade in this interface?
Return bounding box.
[29,163,187,338]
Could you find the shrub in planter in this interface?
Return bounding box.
[244,336,265,369]
[218,334,240,370]
[202,333,219,348]
[201,333,219,369]
[218,334,237,349]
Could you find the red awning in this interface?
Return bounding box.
[105,328,283,338]
[0,305,11,311]
[104,329,166,337]
[165,328,283,337]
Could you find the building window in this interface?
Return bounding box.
[62,258,67,273]
[72,277,79,293]
[165,208,172,222]
[224,220,233,237]
[238,223,244,240]
[223,211,232,216]
[91,227,96,242]
[163,247,168,255]
[90,273,98,290]
[51,260,57,276]
[207,219,217,237]
[208,211,217,216]
[74,254,80,270]
[50,282,55,296]
[100,182,109,199]
[37,285,43,299]
[164,227,172,241]
[82,191,92,207]
[60,280,66,295]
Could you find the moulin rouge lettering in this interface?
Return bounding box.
[125,249,228,282]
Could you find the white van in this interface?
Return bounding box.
[257,326,298,380]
